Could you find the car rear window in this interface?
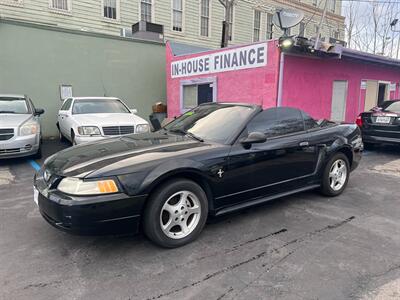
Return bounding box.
[382,101,400,113]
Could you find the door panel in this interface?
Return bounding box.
[331,80,348,122]
[365,80,378,111]
[217,132,318,208]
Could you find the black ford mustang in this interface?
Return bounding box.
[34,103,362,248]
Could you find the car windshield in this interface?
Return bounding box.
[0,97,29,114]
[164,104,255,144]
[72,99,130,114]
[381,101,400,113]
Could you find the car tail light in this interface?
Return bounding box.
[356,115,363,127]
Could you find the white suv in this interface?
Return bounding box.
[57,97,150,145]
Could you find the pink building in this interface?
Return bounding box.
[166,40,400,123]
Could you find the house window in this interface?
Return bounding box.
[299,22,305,36]
[330,0,336,13]
[182,81,214,110]
[333,29,339,39]
[172,0,183,32]
[103,0,118,20]
[141,0,152,22]
[50,0,69,10]
[266,13,273,39]
[253,10,261,42]
[200,0,210,37]
[0,0,23,6]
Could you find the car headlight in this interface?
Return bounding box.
[136,124,150,133]
[77,126,101,136]
[19,122,39,136]
[57,177,119,195]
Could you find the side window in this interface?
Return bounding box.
[301,111,319,130]
[247,107,305,138]
[61,98,72,111]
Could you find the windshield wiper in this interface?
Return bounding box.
[169,128,204,142]
[0,111,16,114]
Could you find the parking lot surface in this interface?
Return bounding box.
[1,141,400,300]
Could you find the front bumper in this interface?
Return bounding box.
[34,173,147,235]
[74,135,110,145]
[0,133,40,158]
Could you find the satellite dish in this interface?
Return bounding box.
[273,8,304,30]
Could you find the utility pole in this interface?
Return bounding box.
[218,0,235,48]
[314,0,328,50]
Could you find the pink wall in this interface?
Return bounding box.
[166,41,280,117]
[167,40,400,122]
[282,55,400,122]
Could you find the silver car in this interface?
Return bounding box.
[0,94,44,159]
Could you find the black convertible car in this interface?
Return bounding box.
[34,103,362,248]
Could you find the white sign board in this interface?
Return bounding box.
[171,43,267,78]
[390,83,396,92]
[60,85,73,100]
[360,81,367,90]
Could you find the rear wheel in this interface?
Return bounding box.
[143,179,208,248]
[320,153,350,197]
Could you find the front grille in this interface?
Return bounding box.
[102,126,135,136]
[0,148,20,154]
[0,128,14,141]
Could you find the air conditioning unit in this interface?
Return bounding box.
[130,21,164,42]
[329,37,347,47]
[120,28,133,38]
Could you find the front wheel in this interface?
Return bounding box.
[320,153,350,197]
[143,179,208,248]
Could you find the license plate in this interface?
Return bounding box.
[33,186,39,206]
[376,116,391,123]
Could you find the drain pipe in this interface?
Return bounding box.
[277,50,285,107]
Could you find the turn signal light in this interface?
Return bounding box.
[356,115,363,127]
[97,180,118,193]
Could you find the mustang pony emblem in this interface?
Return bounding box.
[217,169,224,178]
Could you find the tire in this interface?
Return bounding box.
[320,153,350,197]
[71,130,77,146]
[143,179,208,248]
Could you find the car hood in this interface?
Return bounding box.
[0,114,33,127]
[44,132,220,178]
[72,113,148,126]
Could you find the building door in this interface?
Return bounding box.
[364,80,379,111]
[197,83,213,105]
[331,80,348,122]
[378,82,389,106]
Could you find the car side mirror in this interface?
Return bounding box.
[34,108,45,116]
[241,132,267,146]
[130,109,138,114]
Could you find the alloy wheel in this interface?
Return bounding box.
[329,159,347,191]
[160,190,201,239]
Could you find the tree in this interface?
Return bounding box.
[343,2,400,57]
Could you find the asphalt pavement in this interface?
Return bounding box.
[0,141,399,300]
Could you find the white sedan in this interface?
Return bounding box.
[57,97,150,145]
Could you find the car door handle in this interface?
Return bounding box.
[299,141,309,147]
